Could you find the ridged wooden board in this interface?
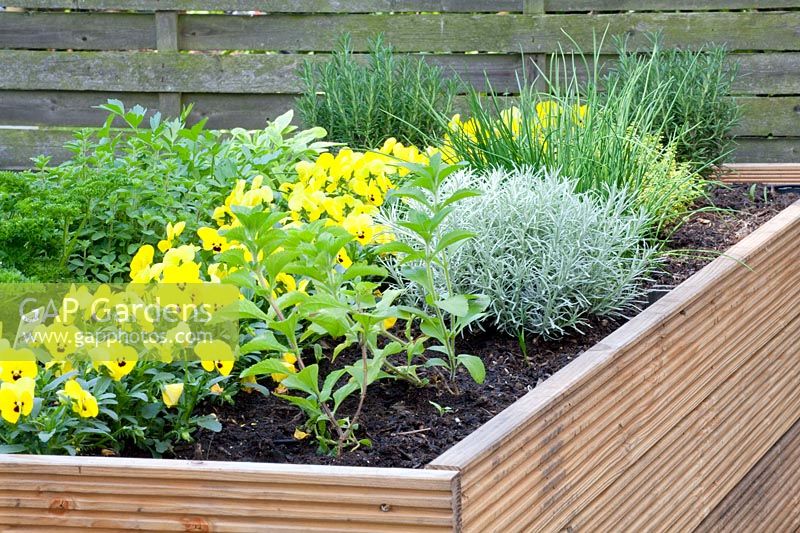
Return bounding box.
[0,456,460,532]
[720,163,800,184]
[696,417,800,532]
[428,200,800,532]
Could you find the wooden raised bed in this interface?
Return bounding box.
[721,163,800,184]
[2,199,800,532]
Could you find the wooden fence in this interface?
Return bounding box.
[0,1,799,168]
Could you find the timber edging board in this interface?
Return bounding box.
[428,199,800,532]
[0,456,462,532]
[1,203,799,531]
[720,163,800,184]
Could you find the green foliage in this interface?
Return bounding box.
[377,154,490,391]
[296,33,459,149]
[0,170,82,281]
[438,35,705,235]
[0,361,233,457]
[399,167,657,339]
[209,157,485,454]
[227,209,415,455]
[606,34,741,169]
[8,102,330,282]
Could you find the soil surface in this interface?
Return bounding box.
[172,184,799,468]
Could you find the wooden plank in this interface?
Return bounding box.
[1,49,795,100]
[155,10,182,117]
[179,12,800,52]
[1,0,523,12]
[696,419,800,531]
[734,97,800,137]
[730,138,800,163]
[0,456,460,532]
[0,91,160,127]
[543,0,800,12]
[458,255,800,531]
[429,201,800,531]
[720,163,800,184]
[6,0,795,12]
[733,53,800,95]
[0,12,155,50]
[0,50,536,94]
[0,127,74,168]
[573,313,800,531]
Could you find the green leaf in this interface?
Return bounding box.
[343,263,388,281]
[275,393,323,416]
[236,299,271,321]
[435,294,469,317]
[332,380,359,411]
[424,357,449,368]
[0,444,26,453]
[241,358,293,378]
[282,365,320,397]
[239,333,288,355]
[402,266,434,294]
[195,414,222,432]
[434,229,474,255]
[457,354,486,384]
[320,368,347,403]
[441,187,481,208]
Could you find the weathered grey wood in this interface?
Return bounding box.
[0,128,74,169]
[0,91,160,126]
[2,49,795,97]
[179,12,800,52]
[733,53,800,96]
[2,11,798,54]
[523,0,544,13]
[155,11,181,117]
[2,0,523,12]
[4,90,796,139]
[0,12,155,50]
[185,93,296,128]
[543,0,800,11]
[731,138,800,163]
[735,97,800,137]
[0,50,537,94]
[7,0,799,12]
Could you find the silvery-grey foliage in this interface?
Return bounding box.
[382,167,658,338]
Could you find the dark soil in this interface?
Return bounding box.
[173,184,799,468]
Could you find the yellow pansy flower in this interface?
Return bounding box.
[271,352,297,383]
[335,248,352,269]
[383,317,398,330]
[241,374,257,393]
[197,227,232,254]
[162,383,185,408]
[0,348,38,383]
[342,213,375,246]
[0,377,35,424]
[157,221,186,253]
[40,322,80,359]
[195,340,235,376]
[63,380,99,418]
[163,245,199,267]
[161,261,202,285]
[130,245,155,281]
[92,342,138,381]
